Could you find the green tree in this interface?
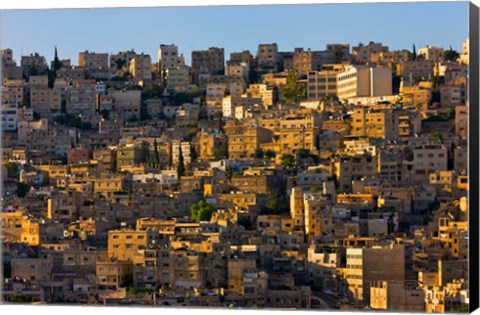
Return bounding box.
[153,138,160,163]
[447,107,456,120]
[237,217,253,230]
[190,143,198,162]
[100,108,110,120]
[251,148,264,158]
[225,164,234,182]
[177,145,186,178]
[429,131,444,142]
[412,44,417,61]
[191,200,213,222]
[452,304,469,313]
[281,71,305,106]
[444,46,460,62]
[5,162,18,178]
[128,286,139,295]
[115,58,126,71]
[264,149,276,159]
[81,121,92,130]
[53,46,62,71]
[214,148,228,159]
[3,261,11,278]
[280,154,296,174]
[16,182,31,198]
[263,190,280,214]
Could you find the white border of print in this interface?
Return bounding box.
[0,3,479,315]
[0,0,478,9]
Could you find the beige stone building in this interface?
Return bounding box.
[172,140,192,166]
[129,54,152,84]
[78,50,109,73]
[352,42,389,63]
[455,105,468,139]
[413,145,448,180]
[418,45,444,62]
[396,60,435,80]
[245,83,275,108]
[343,244,407,305]
[351,107,397,140]
[400,82,432,109]
[21,53,47,76]
[370,281,424,311]
[29,75,62,116]
[166,65,191,91]
[66,79,97,116]
[109,89,142,121]
[107,229,159,261]
[192,47,225,80]
[197,132,228,160]
[109,50,138,75]
[257,43,279,68]
[157,44,185,71]
[224,121,274,159]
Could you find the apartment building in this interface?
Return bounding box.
[66,80,97,116]
[192,47,225,80]
[400,82,432,109]
[29,75,62,115]
[352,42,389,63]
[166,65,191,91]
[2,78,24,106]
[107,229,159,261]
[1,49,22,80]
[225,62,249,83]
[335,152,378,191]
[78,51,109,74]
[171,140,192,166]
[229,50,255,67]
[109,89,142,121]
[21,53,48,77]
[440,78,467,107]
[245,84,275,108]
[455,105,467,139]
[257,43,279,68]
[157,44,185,71]
[396,60,435,80]
[197,132,228,161]
[351,107,398,140]
[343,244,407,305]
[129,54,152,84]
[418,45,444,63]
[224,122,274,159]
[222,95,262,118]
[413,144,448,180]
[1,103,18,131]
[307,65,392,100]
[109,50,138,75]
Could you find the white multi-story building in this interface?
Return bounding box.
[1,103,18,131]
[307,65,392,100]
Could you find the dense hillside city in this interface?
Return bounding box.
[0,39,470,312]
